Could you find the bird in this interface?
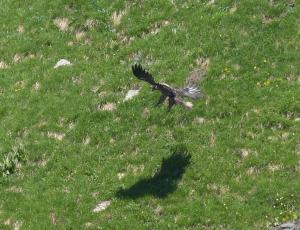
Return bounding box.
[131,64,202,110]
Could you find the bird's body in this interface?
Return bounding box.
[131,64,202,110]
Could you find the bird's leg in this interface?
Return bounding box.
[174,97,183,104]
[155,94,167,107]
[167,96,175,111]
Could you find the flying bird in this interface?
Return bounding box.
[131,64,202,110]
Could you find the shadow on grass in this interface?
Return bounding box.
[116,152,191,199]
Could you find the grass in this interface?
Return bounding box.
[0,0,299,229]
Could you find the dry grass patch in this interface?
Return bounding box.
[111,10,126,26]
[209,132,216,147]
[193,117,206,124]
[207,183,230,195]
[17,25,25,33]
[75,30,86,41]
[4,219,22,230]
[117,172,126,180]
[36,158,49,167]
[142,107,150,117]
[5,186,23,193]
[237,148,256,159]
[47,132,65,141]
[246,166,259,176]
[116,31,134,44]
[0,61,8,69]
[84,19,98,30]
[142,20,171,38]
[53,17,70,32]
[207,0,216,6]
[262,15,275,24]
[32,81,41,91]
[229,4,237,14]
[127,164,145,175]
[13,53,23,63]
[186,57,210,85]
[49,212,57,225]
[83,136,91,145]
[98,103,116,111]
[267,163,282,173]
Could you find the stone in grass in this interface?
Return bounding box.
[269,220,300,230]
[93,200,111,213]
[54,59,72,69]
[124,89,140,101]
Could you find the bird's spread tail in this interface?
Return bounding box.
[176,84,202,99]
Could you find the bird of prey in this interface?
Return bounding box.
[132,64,202,110]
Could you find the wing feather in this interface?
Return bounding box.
[132,64,157,85]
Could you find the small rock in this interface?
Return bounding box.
[93,200,111,213]
[270,220,300,230]
[183,101,193,109]
[124,89,140,101]
[54,59,72,68]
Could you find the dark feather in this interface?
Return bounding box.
[132,64,157,86]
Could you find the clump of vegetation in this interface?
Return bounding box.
[0,144,26,177]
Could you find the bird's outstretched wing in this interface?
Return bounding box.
[132,64,157,86]
[176,85,202,99]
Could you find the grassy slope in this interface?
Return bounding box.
[0,0,299,229]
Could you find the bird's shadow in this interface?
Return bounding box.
[116,151,191,199]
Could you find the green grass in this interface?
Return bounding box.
[0,0,299,229]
